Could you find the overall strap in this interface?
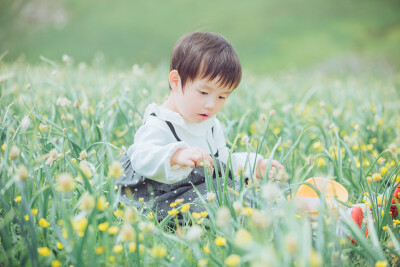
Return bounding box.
[149,112,218,157]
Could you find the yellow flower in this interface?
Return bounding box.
[114,209,123,218]
[203,246,210,255]
[316,158,326,167]
[109,256,116,263]
[129,242,137,253]
[14,196,22,203]
[98,222,109,232]
[39,218,50,228]
[377,195,383,206]
[113,244,123,253]
[51,260,62,267]
[225,254,241,267]
[309,250,322,267]
[181,203,190,213]
[109,161,124,178]
[79,161,92,178]
[215,236,227,246]
[201,211,208,218]
[244,207,253,216]
[168,209,179,216]
[147,212,154,220]
[382,226,388,231]
[38,247,51,256]
[192,212,201,220]
[96,196,107,211]
[56,242,63,249]
[375,260,388,267]
[198,259,208,267]
[72,158,77,163]
[151,245,167,258]
[2,144,6,150]
[372,173,382,182]
[234,228,253,248]
[31,208,38,215]
[175,198,184,204]
[108,225,119,235]
[381,166,388,176]
[170,202,177,207]
[366,176,372,184]
[95,246,105,254]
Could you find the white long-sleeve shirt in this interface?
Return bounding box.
[127,103,263,184]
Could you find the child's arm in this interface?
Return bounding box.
[128,119,197,184]
[213,118,283,180]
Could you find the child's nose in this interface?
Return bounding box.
[205,98,216,109]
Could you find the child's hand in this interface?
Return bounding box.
[256,159,284,179]
[170,147,213,169]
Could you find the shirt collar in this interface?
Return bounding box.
[144,103,215,136]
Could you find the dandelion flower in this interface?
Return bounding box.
[215,236,227,246]
[37,247,51,256]
[108,225,119,235]
[203,246,210,254]
[181,203,190,213]
[113,244,123,253]
[14,196,22,203]
[129,242,137,252]
[372,173,382,182]
[56,242,63,249]
[225,254,240,267]
[95,246,105,254]
[192,212,201,220]
[51,260,62,267]
[168,209,179,216]
[375,261,388,267]
[198,259,208,267]
[151,245,167,258]
[39,218,50,228]
[96,196,107,211]
[316,158,326,167]
[98,222,109,232]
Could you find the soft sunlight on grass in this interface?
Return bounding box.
[0,56,399,266]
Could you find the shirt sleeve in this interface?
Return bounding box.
[127,118,193,184]
[213,118,263,182]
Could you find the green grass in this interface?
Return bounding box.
[0,56,400,266]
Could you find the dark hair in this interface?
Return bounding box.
[170,32,242,90]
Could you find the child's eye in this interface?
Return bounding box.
[219,96,226,100]
[199,91,208,95]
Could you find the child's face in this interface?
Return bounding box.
[173,76,232,123]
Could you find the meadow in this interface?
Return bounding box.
[0,55,400,266]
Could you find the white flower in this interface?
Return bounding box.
[21,116,30,131]
[56,97,72,107]
[261,182,281,202]
[269,109,275,117]
[206,192,216,203]
[216,206,231,228]
[233,201,243,215]
[185,225,203,242]
[46,148,58,165]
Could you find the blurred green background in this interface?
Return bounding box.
[1,0,400,74]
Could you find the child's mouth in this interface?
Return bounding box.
[198,114,209,119]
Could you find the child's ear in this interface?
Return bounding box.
[169,70,181,91]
